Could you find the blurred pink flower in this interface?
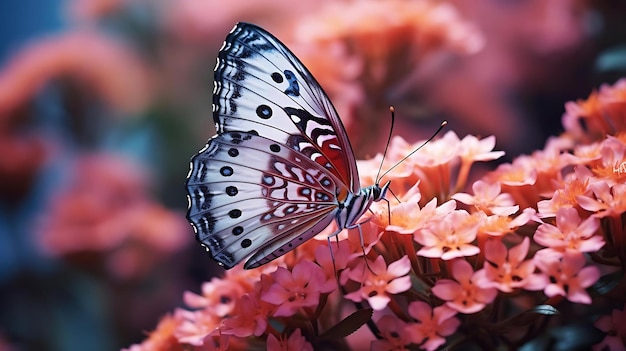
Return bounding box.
[432,259,497,314]
[36,154,190,278]
[474,237,546,293]
[266,329,313,351]
[0,31,152,115]
[261,260,334,317]
[416,210,480,260]
[563,78,626,143]
[122,313,185,351]
[533,252,600,304]
[405,301,460,351]
[371,315,411,351]
[344,256,412,311]
[593,305,626,351]
[175,309,220,346]
[534,207,603,254]
[66,0,127,22]
[184,277,247,317]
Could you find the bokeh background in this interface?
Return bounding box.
[0,0,625,350]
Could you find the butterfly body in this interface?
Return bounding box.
[186,23,390,269]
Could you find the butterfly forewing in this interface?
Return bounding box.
[213,23,359,192]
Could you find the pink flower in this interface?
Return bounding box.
[416,210,480,260]
[533,252,600,304]
[537,166,593,217]
[432,259,497,314]
[405,301,460,351]
[174,309,220,346]
[344,256,412,310]
[458,135,505,162]
[266,329,313,351]
[0,31,152,115]
[474,237,547,292]
[577,181,626,218]
[184,277,246,317]
[371,315,411,351]
[452,180,517,216]
[261,260,334,317]
[534,207,604,254]
[476,207,538,237]
[221,274,274,337]
[386,195,456,235]
[593,305,626,351]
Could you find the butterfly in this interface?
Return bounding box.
[186,22,390,269]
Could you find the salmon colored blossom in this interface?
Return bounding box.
[432,259,497,314]
[371,315,411,351]
[416,210,480,260]
[266,329,313,351]
[474,237,547,293]
[344,256,412,310]
[261,260,335,317]
[534,207,604,254]
[593,305,626,351]
[458,135,506,163]
[405,301,460,351]
[183,277,247,317]
[476,207,538,237]
[452,180,517,216]
[0,31,152,115]
[577,181,626,218]
[386,195,456,235]
[533,252,600,304]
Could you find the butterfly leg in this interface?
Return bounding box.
[326,228,343,283]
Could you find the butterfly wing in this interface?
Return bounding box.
[213,22,360,192]
[187,131,341,269]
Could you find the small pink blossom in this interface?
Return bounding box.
[534,207,603,254]
[184,277,246,317]
[266,329,313,351]
[371,315,411,351]
[416,210,480,260]
[577,181,626,218]
[405,301,460,351]
[261,260,335,317]
[386,196,456,235]
[221,286,273,338]
[458,134,505,162]
[593,305,626,351]
[533,252,600,304]
[477,207,538,237]
[432,259,497,314]
[174,309,220,346]
[474,237,547,292]
[452,180,517,216]
[344,256,412,310]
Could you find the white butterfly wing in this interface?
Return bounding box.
[187,132,339,269]
[213,22,360,192]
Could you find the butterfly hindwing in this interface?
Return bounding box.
[213,23,360,192]
[187,131,342,268]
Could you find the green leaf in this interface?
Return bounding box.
[318,308,373,340]
[592,270,623,295]
[530,305,559,316]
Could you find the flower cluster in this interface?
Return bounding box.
[125,78,626,350]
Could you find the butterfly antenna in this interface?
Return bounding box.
[374,106,397,185]
[378,120,448,181]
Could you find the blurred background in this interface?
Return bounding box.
[0,0,625,349]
